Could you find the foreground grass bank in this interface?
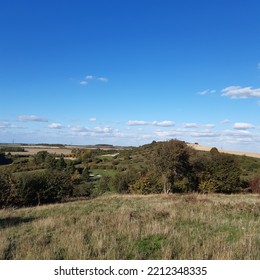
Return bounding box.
[0,194,259,260]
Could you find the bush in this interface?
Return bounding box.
[248,176,260,193]
[94,175,111,195]
[210,154,242,193]
[15,173,47,206]
[44,171,73,203]
[72,182,93,197]
[198,179,217,193]
[112,169,139,193]
[129,176,162,194]
[0,153,12,165]
[0,170,73,207]
[0,172,18,207]
[193,153,242,194]
[172,178,191,193]
[33,151,49,164]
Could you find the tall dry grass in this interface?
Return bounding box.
[0,194,259,259]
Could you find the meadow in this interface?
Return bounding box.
[0,193,259,260]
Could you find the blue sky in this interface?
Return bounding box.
[0,0,260,151]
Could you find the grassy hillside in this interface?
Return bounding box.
[0,194,259,260]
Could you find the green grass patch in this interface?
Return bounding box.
[136,234,166,259]
[90,169,117,178]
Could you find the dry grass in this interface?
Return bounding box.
[188,143,260,159]
[0,194,259,260]
[9,146,73,156]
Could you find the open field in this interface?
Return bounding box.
[1,144,124,156]
[189,144,260,159]
[6,146,73,156]
[0,194,259,260]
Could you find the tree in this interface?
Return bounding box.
[33,151,49,164]
[56,155,67,171]
[151,140,193,193]
[209,153,242,193]
[16,173,47,206]
[43,171,73,203]
[66,161,76,174]
[45,154,57,170]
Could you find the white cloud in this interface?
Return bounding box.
[258,62,260,69]
[69,125,89,133]
[221,119,231,124]
[94,127,112,133]
[89,117,97,122]
[222,86,260,99]
[204,124,215,129]
[154,130,181,138]
[183,123,198,128]
[190,131,220,138]
[152,120,175,127]
[233,122,255,130]
[197,89,216,96]
[80,75,108,86]
[80,80,88,85]
[224,129,252,137]
[18,115,48,122]
[127,120,150,126]
[48,123,63,129]
[69,125,113,135]
[0,122,10,129]
[127,120,174,127]
[97,77,108,82]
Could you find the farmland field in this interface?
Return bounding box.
[0,194,259,260]
[3,145,73,156]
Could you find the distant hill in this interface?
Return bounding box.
[188,143,260,159]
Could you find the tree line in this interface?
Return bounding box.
[0,139,259,208]
[112,140,243,194]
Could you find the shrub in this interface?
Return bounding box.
[41,171,73,203]
[1,170,73,207]
[129,176,162,194]
[15,173,47,206]
[198,179,217,193]
[210,154,242,193]
[248,176,260,193]
[172,178,191,193]
[0,152,12,165]
[33,151,49,164]
[94,175,111,195]
[0,172,17,207]
[210,147,219,155]
[72,182,93,197]
[112,169,139,193]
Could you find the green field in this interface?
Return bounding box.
[0,194,259,260]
